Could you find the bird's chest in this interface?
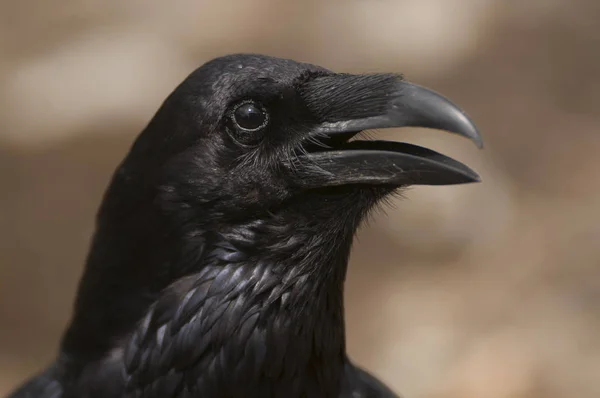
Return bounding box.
[127,266,347,398]
[195,287,346,397]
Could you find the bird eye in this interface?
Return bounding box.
[231,101,269,132]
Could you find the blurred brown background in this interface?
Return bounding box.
[1,0,599,397]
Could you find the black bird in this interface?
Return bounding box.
[8,54,482,398]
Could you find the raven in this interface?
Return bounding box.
[8,54,482,398]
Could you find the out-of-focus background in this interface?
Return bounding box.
[1,0,599,397]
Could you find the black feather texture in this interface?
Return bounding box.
[8,53,483,398]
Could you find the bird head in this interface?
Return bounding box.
[117,53,482,226]
[64,54,483,358]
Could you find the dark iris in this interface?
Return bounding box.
[233,102,268,131]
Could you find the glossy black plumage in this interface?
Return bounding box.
[8,54,482,398]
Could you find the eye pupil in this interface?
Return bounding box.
[233,102,267,131]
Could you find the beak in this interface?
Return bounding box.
[290,74,483,188]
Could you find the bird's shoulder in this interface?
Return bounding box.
[340,361,400,398]
[6,364,63,398]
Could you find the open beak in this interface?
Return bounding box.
[290,73,483,188]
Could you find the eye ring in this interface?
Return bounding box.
[230,100,269,132]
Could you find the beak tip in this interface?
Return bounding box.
[455,171,482,185]
[454,110,484,149]
[464,165,482,183]
[394,80,485,150]
[454,125,483,149]
[465,124,484,149]
[471,132,484,149]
